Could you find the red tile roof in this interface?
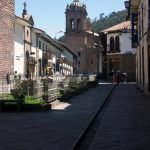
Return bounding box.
[102,21,131,33]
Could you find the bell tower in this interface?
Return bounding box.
[65,0,90,33]
[63,0,99,74]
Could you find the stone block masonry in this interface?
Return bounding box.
[0,0,15,80]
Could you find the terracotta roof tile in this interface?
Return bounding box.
[102,21,131,33]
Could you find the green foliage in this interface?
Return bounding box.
[92,10,127,32]
[25,96,45,104]
[10,79,29,100]
[0,93,14,100]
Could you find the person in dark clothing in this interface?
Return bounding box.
[116,70,121,84]
[110,69,115,83]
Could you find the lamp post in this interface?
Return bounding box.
[94,43,103,74]
[124,1,130,9]
[54,31,64,39]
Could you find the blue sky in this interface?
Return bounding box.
[15,0,125,38]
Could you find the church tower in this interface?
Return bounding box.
[65,0,92,33]
[63,0,100,74]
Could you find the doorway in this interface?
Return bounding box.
[148,45,150,92]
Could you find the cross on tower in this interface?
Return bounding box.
[23,2,27,10]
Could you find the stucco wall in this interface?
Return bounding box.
[14,23,24,75]
[107,32,136,54]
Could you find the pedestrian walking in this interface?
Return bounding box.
[116,70,121,84]
[123,72,127,83]
[110,69,115,83]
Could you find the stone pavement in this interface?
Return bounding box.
[0,84,114,150]
[89,84,150,150]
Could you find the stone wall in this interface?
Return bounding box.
[63,32,99,73]
[107,53,136,82]
[0,0,15,79]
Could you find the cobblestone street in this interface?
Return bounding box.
[0,84,113,150]
[0,83,150,150]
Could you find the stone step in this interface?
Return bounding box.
[50,100,60,109]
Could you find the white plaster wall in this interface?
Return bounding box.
[120,33,136,53]
[14,23,24,75]
[107,32,136,54]
[38,36,43,59]
[31,32,37,57]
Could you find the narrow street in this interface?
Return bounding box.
[0,83,150,150]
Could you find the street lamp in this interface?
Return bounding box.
[94,42,104,74]
[54,31,64,39]
[124,1,130,9]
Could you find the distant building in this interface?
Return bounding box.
[0,0,15,80]
[62,0,102,74]
[102,21,136,81]
[14,2,37,79]
[14,3,75,79]
[129,0,150,94]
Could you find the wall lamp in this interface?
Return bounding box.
[124,1,130,9]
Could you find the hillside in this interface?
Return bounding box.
[92,10,127,32]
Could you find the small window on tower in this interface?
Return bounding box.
[71,18,75,29]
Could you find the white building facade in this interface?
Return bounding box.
[129,0,150,94]
[103,21,136,81]
[14,12,75,80]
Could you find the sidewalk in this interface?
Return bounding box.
[0,84,114,150]
[89,84,150,150]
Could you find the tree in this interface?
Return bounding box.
[92,10,127,33]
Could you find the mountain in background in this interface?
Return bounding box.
[92,10,127,33]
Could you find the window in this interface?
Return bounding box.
[110,37,115,53]
[77,18,81,29]
[26,50,29,60]
[141,3,144,36]
[70,18,75,29]
[131,13,138,48]
[115,36,120,52]
[148,45,150,91]
[39,41,41,49]
[43,43,45,50]
[149,0,150,27]
[26,51,29,78]
[27,30,29,36]
[39,59,42,76]
[142,47,145,88]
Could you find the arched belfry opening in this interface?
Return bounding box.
[70,18,75,29]
[62,0,98,74]
[65,0,89,33]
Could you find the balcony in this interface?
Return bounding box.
[28,56,37,65]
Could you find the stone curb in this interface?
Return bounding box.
[70,84,116,150]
